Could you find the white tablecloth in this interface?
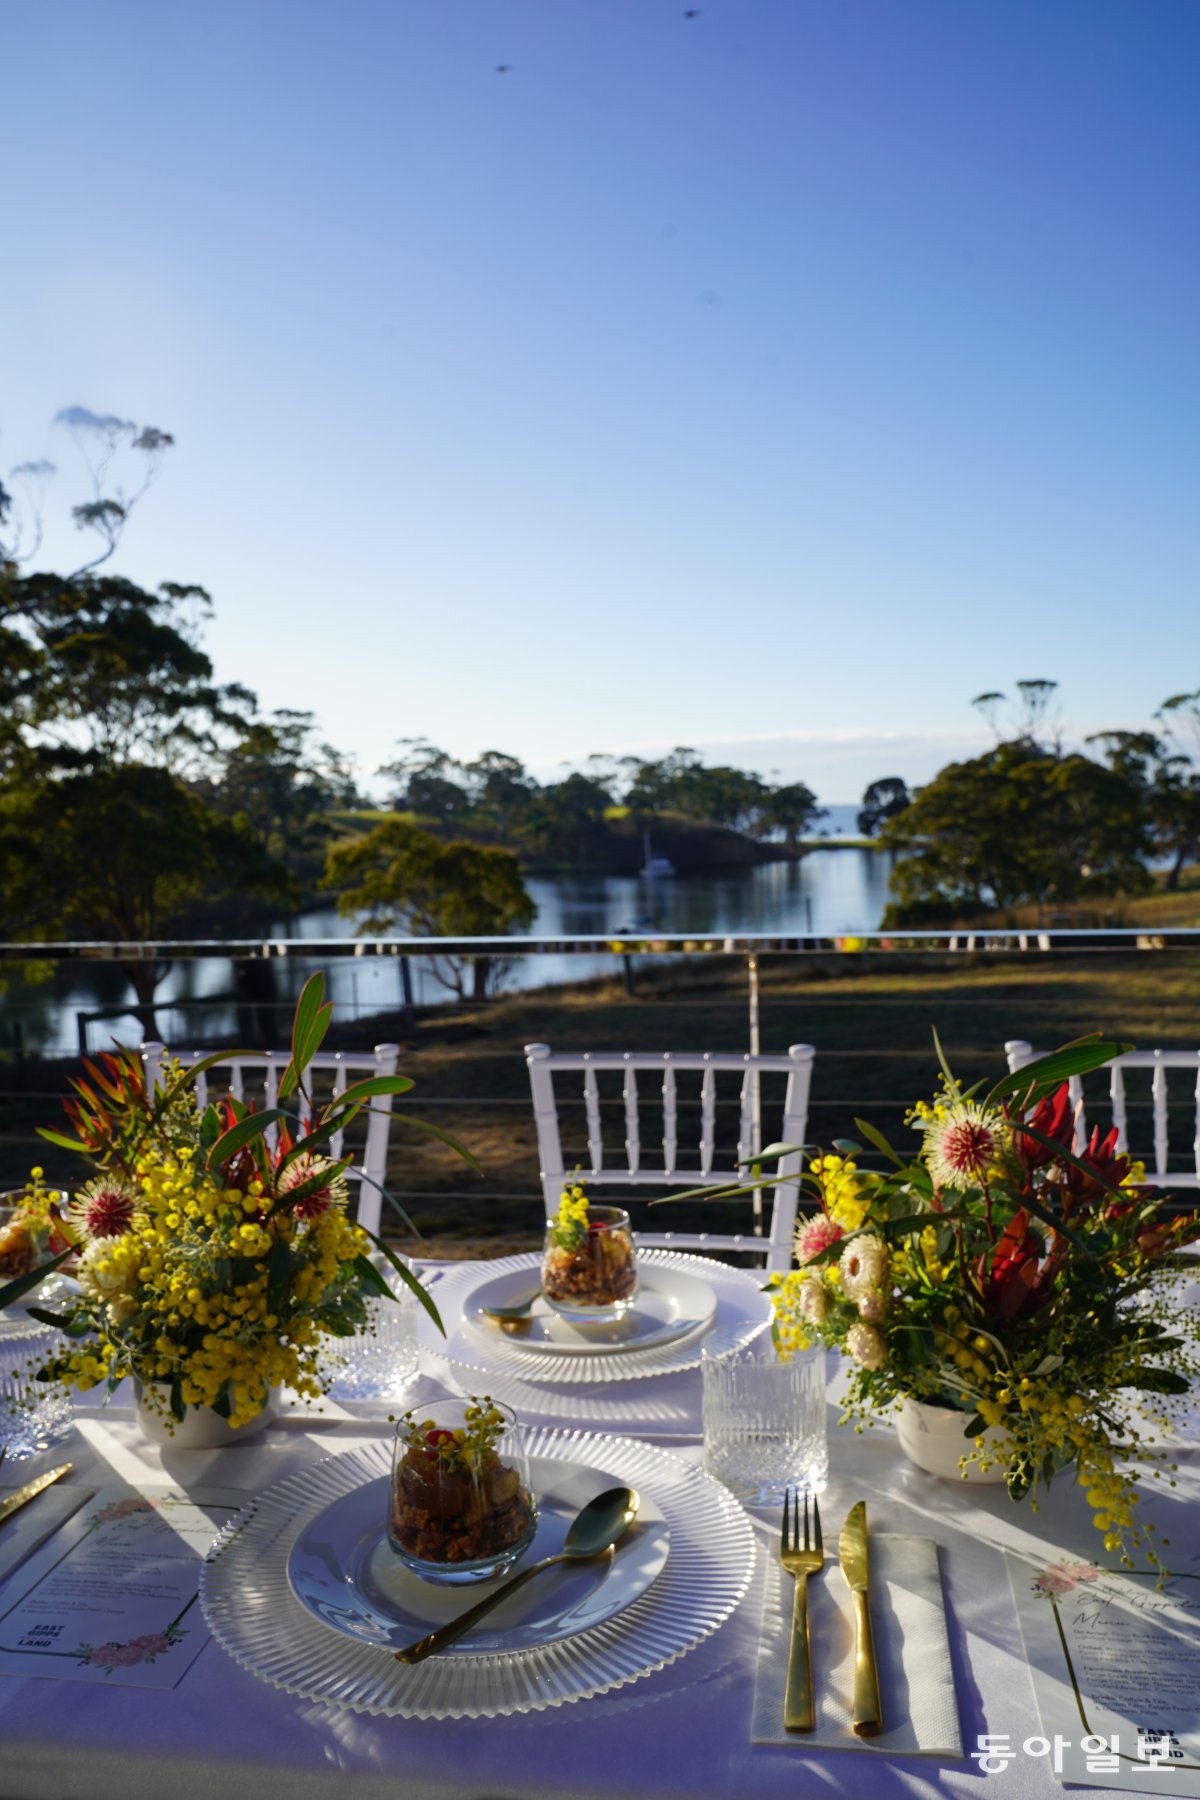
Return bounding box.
[3,1268,1195,1800]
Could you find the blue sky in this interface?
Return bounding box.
[3,0,1197,801]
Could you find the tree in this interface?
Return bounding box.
[1154,692,1200,888]
[0,764,290,1027]
[858,777,910,837]
[880,741,1152,926]
[210,709,360,898]
[758,781,823,846]
[462,750,536,834]
[323,817,536,999]
[520,772,612,864]
[3,571,254,776]
[0,567,294,1026]
[972,680,1061,751]
[378,739,471,824]
[2,405,173,577]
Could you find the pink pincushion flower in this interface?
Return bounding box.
[71,1177,137,1241]
[923,1103,1008,1191]
[278,1154,349,1221]
[795,1215,844,1266]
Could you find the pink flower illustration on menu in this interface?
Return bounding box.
[75,1624,185,1672]
[90,1497,162,1526]
[1033,1560,1101,1596]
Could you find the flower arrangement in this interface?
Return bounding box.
[0,976,464,1431]
[671,1036,1200,1570]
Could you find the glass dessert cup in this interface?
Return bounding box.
[541,1204,639,1323]
[388,1399,537,1586]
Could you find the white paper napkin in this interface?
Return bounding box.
[0,1482,93,1588]
[752,1532,963,1757]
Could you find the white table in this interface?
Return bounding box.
[2,1274,1194,1800]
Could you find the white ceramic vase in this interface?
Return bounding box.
[894,1395,1008,1484]
[133,1382,280,1449]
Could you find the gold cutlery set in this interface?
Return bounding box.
[0,1462,74,1529]
[780,1489,881,1737]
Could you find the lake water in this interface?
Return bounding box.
[5,834,893,1056]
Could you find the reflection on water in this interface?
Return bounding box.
[3,848,892,1056]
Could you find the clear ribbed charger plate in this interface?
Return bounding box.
[200,1429,756,1718]
[428,1250,773,1384]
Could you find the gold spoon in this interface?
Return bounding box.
[394,1485,641,1663]
[479,1294,542,1333]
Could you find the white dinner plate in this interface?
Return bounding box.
[461,1263,717,1359]
[427,1249,774,1385]
[287,1451,669,1655]
[202,1428,755,1718]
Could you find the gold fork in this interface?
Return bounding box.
[780,1486,824,1733]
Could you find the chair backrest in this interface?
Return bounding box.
[1005,1039,1200,1190]
[140,1042,401,1234]
[524,1043,816,1272]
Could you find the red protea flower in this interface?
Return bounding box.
[974,1209,1056,1320]
[1064,1124,1131,1205]
[1010,1082,1076,1173]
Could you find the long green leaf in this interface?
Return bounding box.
[0,1246,75,1310]
[26,1304,92,1338]
[358,1227,444,1334]
[158,1048,261,1110]
[280,973,325,1100]
[332,1073,416,1110]
[931,1025,961,1101]
[388,1112,484,1176]
[985,1038,1134,1110]
[352,1167,420,1237]
[852,1117,906,1168]
[275,1116,342,1174]
[35,1127,89,1154]
[351,1253,399,1303]
[298,1002,334,1072]
[206,1108,288,1170]
[649,1171,809,1206]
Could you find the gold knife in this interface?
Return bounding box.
[0,1463,74,1528]
[838,1500,882,1737]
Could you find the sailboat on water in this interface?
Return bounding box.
[640,830,675,879]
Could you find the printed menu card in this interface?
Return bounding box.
[0,1485,246,1688]
[1006,1548,1200,1794]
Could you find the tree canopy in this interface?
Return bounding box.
[323,817,536,999]
[880,741,1153,925]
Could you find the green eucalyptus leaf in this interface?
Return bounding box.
[358,1228,443,1334]
[206,1108,288,1171]
[852,1118,905,1167]
[985,1037,1134,1110]
[158,1049,261,1111]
